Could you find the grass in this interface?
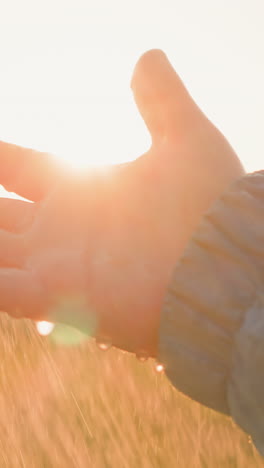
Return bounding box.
[0,313,263,468]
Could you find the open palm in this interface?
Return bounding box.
[0,50,244,356]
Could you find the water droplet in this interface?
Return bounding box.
[96,337,112,351]
[155,362,165,373]
[36,321,55,336]
[136,350,149,362]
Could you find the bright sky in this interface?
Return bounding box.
[0,0,263,189]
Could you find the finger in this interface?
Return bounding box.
[0,141,63,201]
[0,198,36,232]
[0,230,26,267]
[131,49,200,142]
[0,269,45,319]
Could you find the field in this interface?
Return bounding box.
[0,314,263,468]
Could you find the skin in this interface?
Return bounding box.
[0,49,245,356]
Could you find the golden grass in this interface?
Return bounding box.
[0,314,263,468]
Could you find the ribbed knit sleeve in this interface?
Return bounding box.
[158,170,264,454]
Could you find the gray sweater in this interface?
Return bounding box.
[158,170,264,454]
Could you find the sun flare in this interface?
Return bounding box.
[47,116,142,170]
[56,144,126,170]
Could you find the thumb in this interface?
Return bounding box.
[131,49,199,143]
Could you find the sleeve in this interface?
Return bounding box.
[158,170,264,454]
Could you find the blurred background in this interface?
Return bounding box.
[0,1,264,467]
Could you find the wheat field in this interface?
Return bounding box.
[0,313,263,468]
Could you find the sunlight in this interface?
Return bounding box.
[57,150,111,170]
[55,142,127,170]
[34,95,146,170]
[52,93,148,170]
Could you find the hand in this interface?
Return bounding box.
[0,49,244,356]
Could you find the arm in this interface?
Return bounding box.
[0,48,256,447]
[158,170,264,454]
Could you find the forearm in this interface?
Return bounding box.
[158,170,264,452]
